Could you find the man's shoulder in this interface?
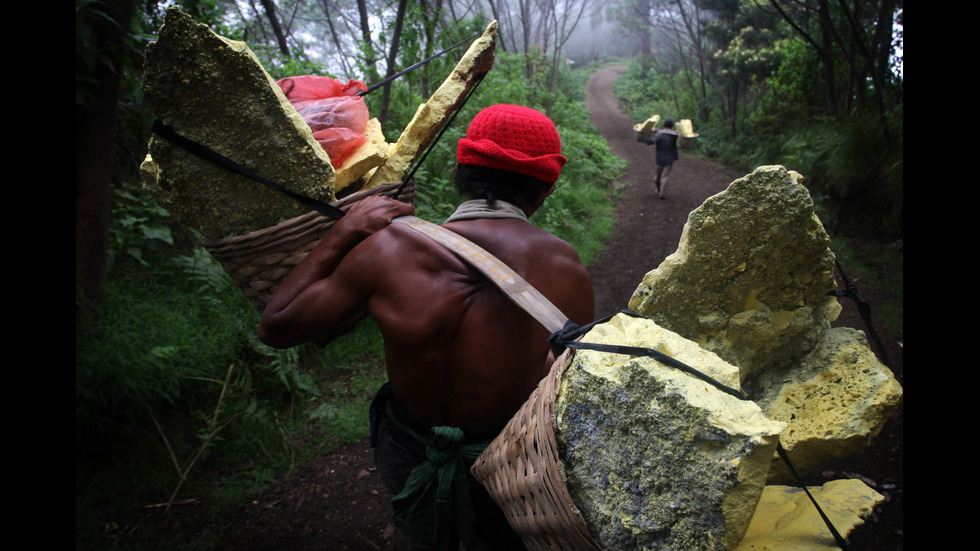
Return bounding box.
[445,218,574,257]
[356,217,583,278]
[336,220,442,278]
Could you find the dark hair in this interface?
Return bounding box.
[454,164,552,209]
[663,118,674,129]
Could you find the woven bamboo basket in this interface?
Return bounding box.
[201,180,415,312]
[470,348,604,551]
[679,133,700,149]
[633,124,653,143]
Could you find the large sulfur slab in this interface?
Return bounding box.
[629,165,841,384]
[627,165,902,481]
[141,7,335,238]
[554,314,785,550]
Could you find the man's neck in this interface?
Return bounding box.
[444,199,529,224]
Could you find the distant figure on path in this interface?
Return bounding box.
[646,118,679,199]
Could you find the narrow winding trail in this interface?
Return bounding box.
[583,65,738,315]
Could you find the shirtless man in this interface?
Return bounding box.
[258,104,594,550]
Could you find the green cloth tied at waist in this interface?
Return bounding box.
[385,400,494,551]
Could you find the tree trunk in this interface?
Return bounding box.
[816,0,837,114]
[321,0,353,75]
[357,0,379,82]
[76,0,136,321]
[260,0,291,57]
[379,0,410,127]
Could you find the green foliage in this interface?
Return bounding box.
[108,180,175,268]
[264,52,335,81]
[613,62,702,126]
[615,9,903,238]
[304,319,387,447]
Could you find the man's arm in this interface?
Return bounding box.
[258,196,414,348]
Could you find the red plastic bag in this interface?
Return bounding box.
[276,76,370,168]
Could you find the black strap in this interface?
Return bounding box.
[827,259,891,367]
[357,31,482,97]
[775,442,850,550]
[549,310,746,400]
[151,120,347,220]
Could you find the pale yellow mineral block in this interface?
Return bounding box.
[736,480,884,550]
[629,165,841,384]
[678,118,696,137]
[141,7,335,238]
[335,118,389,193]
[755,327,904,483]
[639,114,661,131]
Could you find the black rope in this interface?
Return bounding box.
[775,443,849,550]
[827,259,892,367]
[357,31,482,97]
[550,310,746,400]
[151,121,347,220]
[550,309,849,550]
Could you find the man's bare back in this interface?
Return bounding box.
[259,104,593,550]
[259,196,593,434]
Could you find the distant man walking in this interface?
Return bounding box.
[647,118,679,199]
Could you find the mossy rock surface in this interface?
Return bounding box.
[141,7,335,238]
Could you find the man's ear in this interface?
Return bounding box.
[525,183,557,218]
[536,183,556,208]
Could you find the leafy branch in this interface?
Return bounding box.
[151,363,243,512]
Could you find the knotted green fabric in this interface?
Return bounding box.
[385,401,493,551]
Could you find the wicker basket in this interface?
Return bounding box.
[679,133,700,149]
[470,348,603,551]
[202,180,415,312]
[633,124,653,143]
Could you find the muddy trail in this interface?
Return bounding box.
[183,65,903,550]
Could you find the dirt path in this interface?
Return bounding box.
[584,65,740,315]
[211,66,903,550]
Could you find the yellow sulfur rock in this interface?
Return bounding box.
[629,165,841,384]
[637,114,661,132]
[555,313,785,550]
[140,7,335,238]
[754,328,903,483]
[678,118,697,137]
[335,117,389,194]
[627,165,901,481]
[633,114,660,142]
[368,20,497,187]
[736,480,884,550]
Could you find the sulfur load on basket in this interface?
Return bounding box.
[471,314,785,551]
[367,20,497,187]
[140,7,340,239]
[678,118,700,148]
[553,314,785,550]
[140,8,499,311]
[633,114,660,142]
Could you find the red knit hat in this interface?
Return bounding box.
[457,104,567,183]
